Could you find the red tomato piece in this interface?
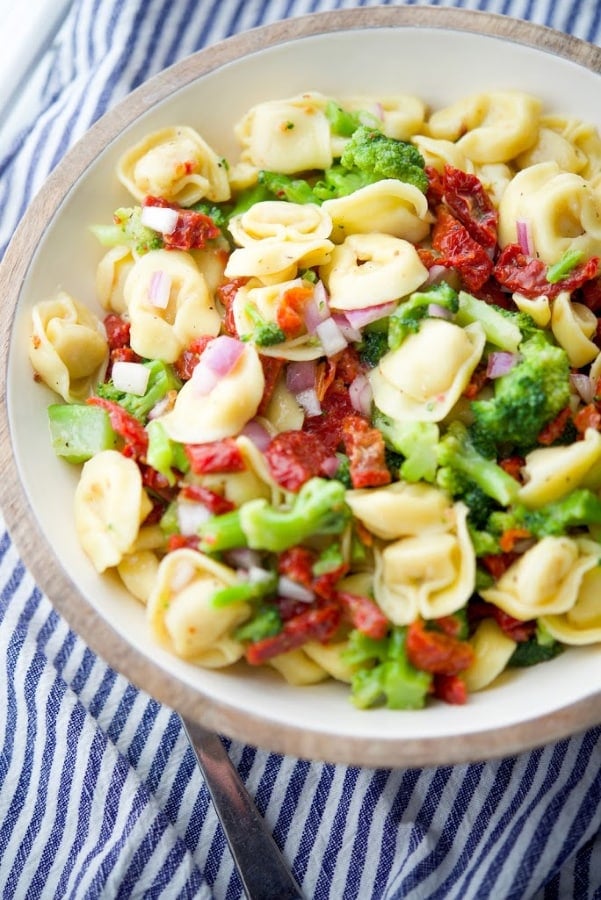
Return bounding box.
[406,618,475,675]
[142,196,220,250]
[342,415,391,489]
[468,600,535,643]
[184,438,246,475]
[173,335,213,381]
[245,605,341,665]
[103,313,131,350]
[432,208,493,292]
[87,396,148,459]
[442,164,498,249]
[179,484,235,515]
[276,285,314,338]
[265,431,331,491]
[335,590,389,640]
[433,673,468,705]
[216,278,249,337]
[258,356,286,416]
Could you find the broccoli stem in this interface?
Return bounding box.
[437,422,520,507]
[47,403,117,463]
[455,291,522,352]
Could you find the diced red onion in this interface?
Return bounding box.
[177,501,212,536]
[427,303,454,320]
[344,301,397,330]
[349,373,373,416]
[426,264,449,286]
[332,313,362,343]
[516,218,534,256]
[277,575,315,603]
[286,359,317,394]
[148,270,172,308]
[570,373,596,405]
[316,316,348,356]
[111,360,150,396]
[296,387,322,417]
[140,205,179,235]
[191,335,245,394]
[320,455,341,477]
[224,548,263,570]
[303,280,330,334]
[241,418,272,450]
[486,351,520,379]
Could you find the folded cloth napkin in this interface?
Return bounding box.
[2,1,601,898]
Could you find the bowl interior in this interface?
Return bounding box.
[3,8,601,766]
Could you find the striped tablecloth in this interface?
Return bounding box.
[1,1,601,897]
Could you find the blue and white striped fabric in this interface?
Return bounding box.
[2,1,601,897]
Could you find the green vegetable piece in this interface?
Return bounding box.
[312,543,344,576]
[436,421,520,507]
[546,248,585,284]
[357,329,390,368]
[508,636,564,667]
[198,477,351,554]
[470,331,571,453]
[455,291,524,352]
[47,403,117,463]
[211,570,277,608]
[340,126,429,193]
[241,303,286,346]
[95,358,182,422]
[90,206,164,255]
[258,170,321,205]
[235,605,283,642]
[490,488,601,540]
[373,409,439,482]
[344,628,432,710]
[159,502,180,537]
[388,282,459,350]
[146,419,188,486]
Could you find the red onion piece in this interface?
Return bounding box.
[224,548,263,570]
[140,205,179,235]
[332,313,362,343]
[349,373,373,416]
[303,280,330,334]
[177,501,212,535]
[241,418,272,451]
[344,301,397,330]
[425,264,449,286]
[516,218,534,256]
[277,575,315,603]
[427,303,454,320]
[570,373,595,405]
[286,359,317,394]
[202,335,245,376]
[190,361,220,395]
[296,387,322,417]
[148,270,171,308]
[316,317,348,356]
[486,351,520,379]
[320,455,341,477]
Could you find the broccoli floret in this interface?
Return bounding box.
[258,170,321,204]
[191,200,231,230]
[95,359,182,422]
[509,623,564,667]
[324,99,380,136]
[339,126,429,193]
[471,331,571,454]
[357,329,390,368]
[312,165,375,201]
[455,291,533,352]
[436,420,521,507]
[489,488,601,539]
[373,408,439,483]
[343,627,432,710]
[388,282,459,350]
[331,453,353,488]
[198,477,351,553]
[146,419,189,486]
[234,605,282,642]
[90,207,164,255]
[437,464,501,532]
[240,303,286,347]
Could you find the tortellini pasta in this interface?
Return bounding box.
[346,481,453,541]
[550,291,599,367]
[541,565,601,645]
[369,320,486,423]
[74,450,152,573]
[463,620,517,692]
[518,427,601,508]
[426,90,541,163]
[159,341,265,443]
[322,180,431,244]
[147,549,249,665]
[95,245,134,314]
[333,93,426,143]
[373,501,476,624]
[480,536,601,620]
[124,248,221,362]
[117,126,231,205]
[234,92,333,173]
[30,292,108,402]
[319,233,428,310]
[498,161,601,264]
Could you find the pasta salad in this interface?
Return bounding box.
[29,88,601,710]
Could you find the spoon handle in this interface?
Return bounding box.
[181,717,305,900]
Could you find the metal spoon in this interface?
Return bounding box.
[182,717,305,900]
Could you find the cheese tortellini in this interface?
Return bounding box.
[30,292,108,402]
[117,126,231,205]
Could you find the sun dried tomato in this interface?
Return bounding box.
[480,552,520,580]
[406,618,475,675]
[276,285,313,338]
[494,244,599,298]
[537,406,573,445]
[442,165,498,249]
[245,605,341,665]
[258,355,286,416]
[179,484,235,515]
[265,430,331,491]
[433,673,468,705]
[432,207,493,293]
[140,463,177,501]
[468,600,535,643]
[499,456,525,481]
[498,527,532,554]
[573,403,601,435]
[173,335,214,381]
[579,276,601,313]
[143,196,220,250]
[86,396,148,459]
[335,590,389,639]
[342,415,391,489]
[333,346,364,385]
[216,278,248,337]
[303,381,355,453]
[103,313,131,350]
[425,164,445,205]
[184,438,246,475]
[471,277,513,309]
[167,533,200,552]
[462,363,489,399]
[277,546,315,589]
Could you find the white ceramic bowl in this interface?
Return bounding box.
[2,6,601,768]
